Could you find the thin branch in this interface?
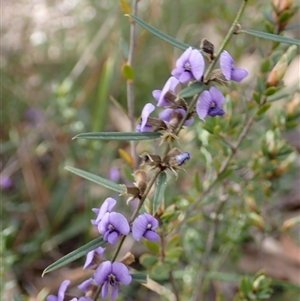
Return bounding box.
[127,0,139,168]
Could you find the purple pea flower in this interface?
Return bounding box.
[94,261,132,300]
[78,278,95,293]
[196,87,225,121]
[171,47,205,84]
[98,212,130,245]
[159,108,194,126]
[46,280,70,301]
[152,76,180,107]
[83,247,106,269]
[220,51,248,82]
[136,103,155,132]
[91,197,117,226]
[132,213,159,242]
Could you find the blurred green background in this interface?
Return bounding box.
[2,0,300,300]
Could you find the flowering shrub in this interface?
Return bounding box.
[41,0,299,300]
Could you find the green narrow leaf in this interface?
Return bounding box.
[65,166,126,193]
[267,91,290,102]
[256,103,271,116]
[152,172,167,214]
[126,14,191,50]
[242,29,300,46]
[178,82,205,98]
[131,273,148,283]
[73,132,161,141]
[42,237,105,276]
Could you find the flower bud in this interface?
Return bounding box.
[267,58,288,87]
[273,0,293,14]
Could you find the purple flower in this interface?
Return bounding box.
[159,108,194,126]
[220,51,248,82]
[46,280,70,301]
[94,261,132,300]
[196,87,225,121]
[91,197,117,226]
[175,152,190,166]
[98,212,130,245]
[132,213,159,242]
[171,47,205,84]
[83,247,106,269]
[0,175,12,189]
[152,77,180,107]
[136,103,155,132]
[78,278,95,293]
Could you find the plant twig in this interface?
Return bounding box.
[127,0,139,168]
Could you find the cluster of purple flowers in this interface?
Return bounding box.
[48,198,159,301]
[136,48,248,132]
[91,197,159,244]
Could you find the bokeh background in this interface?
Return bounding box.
[2,0,300,300]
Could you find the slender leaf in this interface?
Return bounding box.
[73,132,161,141]
[267,91,290,102]
[152,172,167,214]
[126,14,190,50]
[131,272,148,283]
[242,29,300,46]
[65,166,126,193]
[178,82,205,98]
[42,237,105,276]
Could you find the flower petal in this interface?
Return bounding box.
[97,212,110,235]
[175,47,193,68]
[144,230,160,242]
[107,231,119,245]
[179,71,193,84]
[171,66,185,79]
[159,108,172,122]
[157,77,179,107]
[57,280,70,301]
[95,198,116,224]
[231,68,248,82]
[94,261,112,285]
[184,116,194,126]
[220,51,233,80]
[141,103,155,131]
[111,285,119,300]
[78,278,94,292]
[132,214,148,240]
[190,49,205,80]
[112,262,132,285]
[196,91,212,121]
[144,213,159,229]
[209,87,225,107]
[83,250,95,269]
[101,281,109,298]
[208,107,225,117]
[152,90,161,102]
[109,212,130,235]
